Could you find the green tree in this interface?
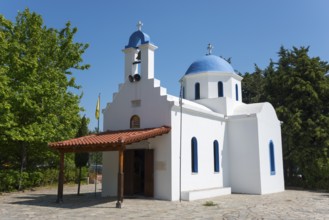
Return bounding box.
[74,115,89,195]
[0,15,15,169]
[241,65,265,103]
[0,9,89,189]
[263,46,329,188]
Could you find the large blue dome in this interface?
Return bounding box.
[185,55,234,75]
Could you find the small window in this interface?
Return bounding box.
[191,137,198,173]
[218,81,223,97]
[235,84,239,101]
[131,100,141,107]
[213,140,220,172]
[130,115,140,128]
[269,141,276,175]
[195,83,200,100]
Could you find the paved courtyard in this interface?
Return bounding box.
[0,183,328,219]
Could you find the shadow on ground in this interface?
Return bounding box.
[9,192,117,209]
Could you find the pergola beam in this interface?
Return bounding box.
[55,144,121,153]
[116,147,125,208]
[56,151,64,203]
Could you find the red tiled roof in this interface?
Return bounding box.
[49,126,171,153]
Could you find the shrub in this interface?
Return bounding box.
[0,170,19,191]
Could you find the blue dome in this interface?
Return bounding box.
[125,30,151,48]
[185,55,234,75]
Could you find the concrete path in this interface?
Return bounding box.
[0,184,328,219]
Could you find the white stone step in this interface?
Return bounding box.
[181,187,231,201]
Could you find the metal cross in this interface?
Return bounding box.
[207,43,213,55]
[137,21,143,31]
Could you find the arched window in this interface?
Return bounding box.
[235,84,239,101]
[218,81,223,97]
[191,137,198,173]
[269,141,276,175]
[213,140,220,172]
[195,83,200,100]
[130,115,140,128]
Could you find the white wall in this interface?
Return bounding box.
[103,78,172,131]
[228,116,262,194]
[102,151,118,197]
[150,134,172,200]
[182,72,242,102]
[196,98,244,116]
[257,103,285,194]
[170,105,227,200]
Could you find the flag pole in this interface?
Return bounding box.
[179,79,183,202]
[97,93,100,133]
[95,93,100,196]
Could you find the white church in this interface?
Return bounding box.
[101,23,285,201]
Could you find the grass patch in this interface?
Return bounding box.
[203,201,217,207]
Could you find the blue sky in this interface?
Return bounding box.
[1,0,329,131]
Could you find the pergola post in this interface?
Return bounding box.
[116,147,124,208]
[56,151,65,203]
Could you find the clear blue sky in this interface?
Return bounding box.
[1,0,329,131]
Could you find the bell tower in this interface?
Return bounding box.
[122,21,157,82]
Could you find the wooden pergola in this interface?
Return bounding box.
[49,126,171,208]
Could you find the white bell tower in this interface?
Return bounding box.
[122,21,157,82]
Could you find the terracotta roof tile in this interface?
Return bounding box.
[49,126,171,152]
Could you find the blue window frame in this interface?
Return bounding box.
[213,140,220,172]
[218,81,223,97]
[235,84,239,101]
[195,83,200,100]
[191,137,198,173]
[269,141,276,175]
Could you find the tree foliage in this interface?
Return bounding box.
[241,65,265,103]
[243,46,329,189]
[0,9,89,173]
[74,115,90,195]
[74,116,90,168]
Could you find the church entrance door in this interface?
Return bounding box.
[124,149,154,197]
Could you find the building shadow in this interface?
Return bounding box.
[9,192,118,209]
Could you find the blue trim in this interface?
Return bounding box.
[235,84,239,101]
[185,55,234,75]
[218,81,223,97]
[191,137,198,173]
[195,83,200,100]
[214,140,220,172]
[269,141,276,175]
[125,30,151,48]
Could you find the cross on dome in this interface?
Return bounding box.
[137,21,143,31]
[207,43,214,55]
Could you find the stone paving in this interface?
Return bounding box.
[0,184,328,220]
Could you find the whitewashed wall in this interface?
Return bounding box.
[257,103,285,194]
[103,78,172,131]
[182,72,242,102]
[170,105,227,200]
[228,116,262,194]
[150,134,172,200]
[102,151,118,197]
